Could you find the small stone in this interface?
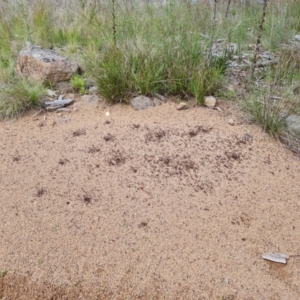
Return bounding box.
[228,118,235,125]
[177,102,188,110]
[228,61,240,68]
[294,35,300,42]
[106,111,110,117]
[47,89,57,97]
[286,115,300,137]
[88,86,98,94]
[57,113,63,117]
[215,106,222,112]
[262,253,289,264]
[227,43,238,53]
[204,96,216,108]
[131,96,154,111]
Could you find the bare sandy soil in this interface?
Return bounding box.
[0,99,300,300]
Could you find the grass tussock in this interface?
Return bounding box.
[242,93,287,136]
[0,78,46,119]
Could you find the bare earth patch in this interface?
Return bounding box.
[0,101,300,299]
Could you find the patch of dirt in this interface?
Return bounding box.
[0,101,300,299]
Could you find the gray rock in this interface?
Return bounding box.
[88,86,98,94]
[177,102,188,110]
[286,115,300,136]
[131,96,155,110]
[45,96,74,108]
[294,35,300,42]
[17,45,80,85]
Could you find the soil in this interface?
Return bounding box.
[0,98,300,300]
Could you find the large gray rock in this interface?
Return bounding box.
[286,115,300,136]
[17,45,80,85]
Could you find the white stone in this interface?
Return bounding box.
[177,102,188,110]
[228,118,235,125]
[262,253,289,264]
[204,96,216,108]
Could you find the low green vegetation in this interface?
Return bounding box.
[71,74,86,94]
[0,0,299,148]
[0,78,46,119]
[0,269,7,277]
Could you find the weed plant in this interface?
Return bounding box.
[71,74,86,94]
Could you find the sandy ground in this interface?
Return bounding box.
[0,98,300,300]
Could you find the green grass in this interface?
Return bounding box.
[71,74,86,94]
[242,92,287,136]
[0,78,47,119]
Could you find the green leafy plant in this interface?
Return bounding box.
[71,74,86,94]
